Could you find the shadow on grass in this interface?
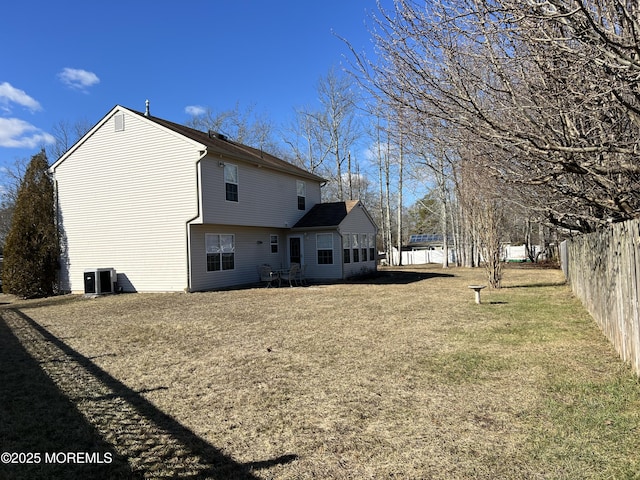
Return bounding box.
[0,293,80,310]
[502,281,567,289]
[345,269,455,285]
[0,309,298,479]
[0,312,136,480]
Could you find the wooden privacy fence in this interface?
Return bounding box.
[561,219,640,376]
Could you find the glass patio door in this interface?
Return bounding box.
[289,236,302,266]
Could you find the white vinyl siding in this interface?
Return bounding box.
[339,205,377,279]
[190,225,286,291]
[200,159,321,228]
[52,108,202,292]
[298,230,342,281]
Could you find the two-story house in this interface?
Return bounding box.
[50,105,377,292]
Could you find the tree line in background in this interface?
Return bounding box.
[3,0,639,293]
[348,0,640,286]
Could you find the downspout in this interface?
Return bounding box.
[51,173,63,291]
[185,149,208,292]
[337,227,344,280]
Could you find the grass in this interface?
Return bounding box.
[0,264,639,479]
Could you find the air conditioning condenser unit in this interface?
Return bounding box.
[84,268,117,295]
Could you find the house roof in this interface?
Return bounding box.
[51,105,326,184]
[127,109,326,183]
[293,200,361,229]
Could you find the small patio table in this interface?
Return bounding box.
[275,266,299,287]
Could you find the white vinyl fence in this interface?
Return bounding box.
[390,244,536,266]
[389,249,456,266]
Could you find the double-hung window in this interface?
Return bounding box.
[224,164,238,202]
[317,233,334,265]
[343,233,351,263]
[369,234,376,262]
[297,181,306,210]
[206,234,235,271]
[352,233,359,262]
[270,234,279,254]
[361,234,368,262]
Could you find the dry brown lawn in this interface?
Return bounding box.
[1,265,639,479]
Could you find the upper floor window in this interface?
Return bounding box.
[224,164,238,202]
[297,181,306,210]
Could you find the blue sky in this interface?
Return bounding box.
[0,0,384,175]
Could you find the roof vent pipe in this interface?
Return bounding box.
[208,130,227,141]
[145,99,150,117]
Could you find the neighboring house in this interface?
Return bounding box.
[50,105,377,293]
[390,234,455,265]
[407,233,449,251]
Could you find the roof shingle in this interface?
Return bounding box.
[293,201,360,229]
[129,109,326,183]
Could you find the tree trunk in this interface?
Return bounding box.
[385,140,393,265]
[397,136,404,266]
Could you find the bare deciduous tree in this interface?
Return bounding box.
[2,118,91,250]
[284,68,363,202]
[458,159,507,288]
[347,0,640,235]
[46,119,93,162]
[316,68,363,201]
[186,102,281,156]
[284,108,329,174]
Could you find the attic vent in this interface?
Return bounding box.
[114,114,125,132]
[208,130,227,141]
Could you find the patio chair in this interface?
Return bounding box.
[280,263,300,287]
[259,264,279,288]
[296,264,307,286]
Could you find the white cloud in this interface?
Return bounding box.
[0,117,55,148]
[0,82,42,112]
[185,105,206,116]
[58,68,100,91]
